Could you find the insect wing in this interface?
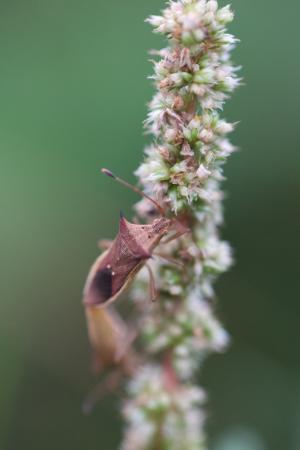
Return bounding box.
[83,219,149,307]
[85,306,126,368]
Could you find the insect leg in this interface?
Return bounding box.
[153,252,184,268]
[114,329,138,363]
[82,370,122,415]
[161,219,190,244]
[97,239,113,250]
[91,351,104,374]
[145,263,158,302]
[161,228,189,245]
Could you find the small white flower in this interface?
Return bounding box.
[206,0,218,13]
[194,0,207,16]
[169,284,183,295]
[170,72,184,86]
[199,128,215,143]
[215,119,234,134]
[164,127,178,142]
[180,48,193,69]
[196,164,211,181]
[217,138,237,157]
[217,5,234,24]
[146,15,164,28]
[181,142,194,156]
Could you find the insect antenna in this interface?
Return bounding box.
[101,168,165,216]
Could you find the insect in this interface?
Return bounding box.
[82,169,187,411]
[83,304,138,413]
[83,168,188,309]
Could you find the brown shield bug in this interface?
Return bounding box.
[83,168,188,308]
[82,171,188,411]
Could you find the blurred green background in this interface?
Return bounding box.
[0,0,299,449]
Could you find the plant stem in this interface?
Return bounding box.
[121,1,240,449]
